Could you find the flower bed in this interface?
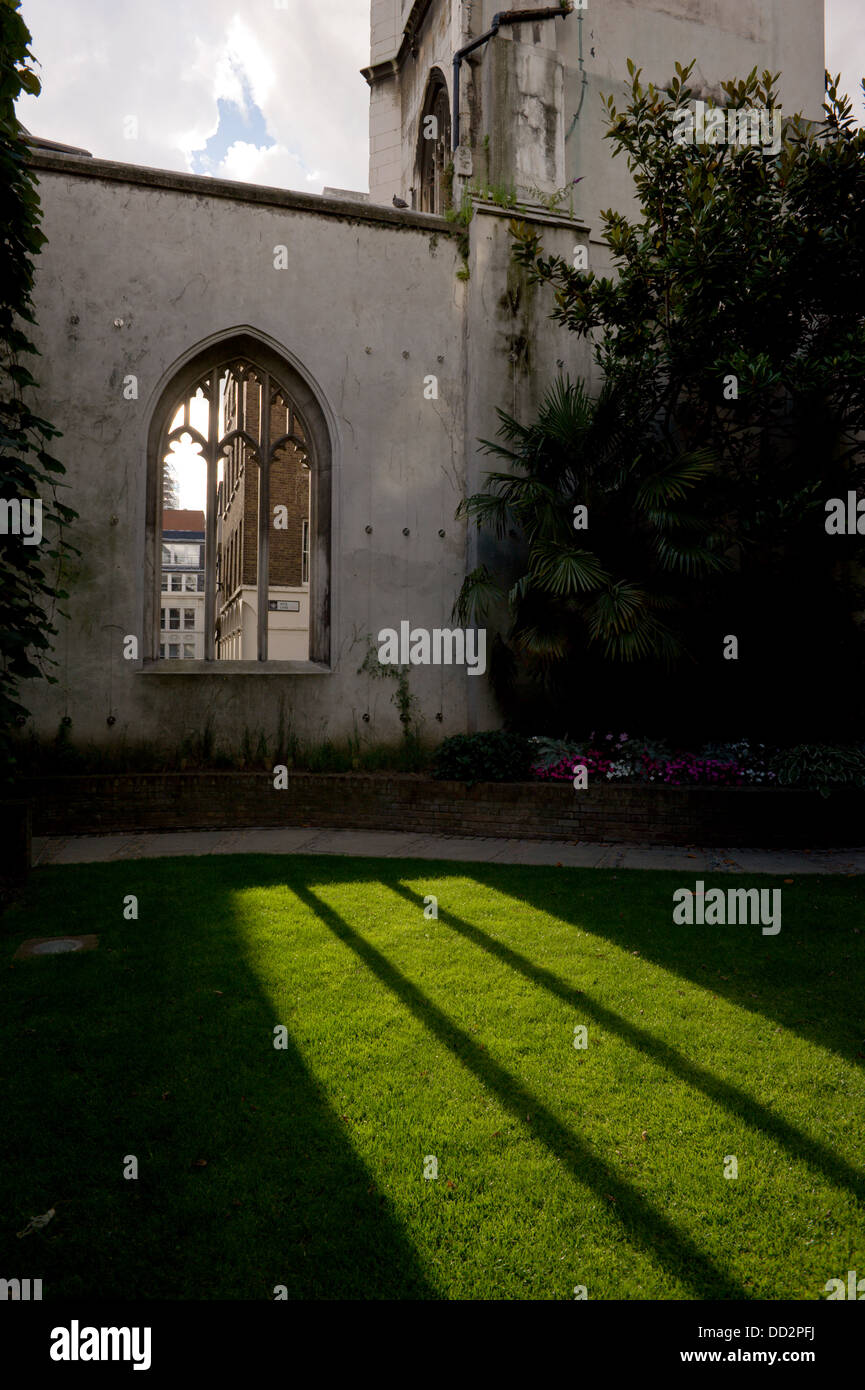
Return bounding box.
[533,733,777,787]
[531,733,863,795]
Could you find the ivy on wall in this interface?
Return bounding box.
[0,0,76,771]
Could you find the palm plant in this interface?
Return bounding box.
[454,375,728,678]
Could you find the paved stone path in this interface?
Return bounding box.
[32,828,865,874]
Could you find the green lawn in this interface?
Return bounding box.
[1,854,863,1300]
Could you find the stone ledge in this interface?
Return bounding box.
[28,151,453,234]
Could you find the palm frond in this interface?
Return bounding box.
[586,581,648,639]
[452,565,506,625]
[529,542,609,596]
[653,536,729,576]
[456,491,515,538]
[511,623,571,663]
[635,449,716,507]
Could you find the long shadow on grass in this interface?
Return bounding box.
[388,880,865,1205]
[294,882,750,1300]
[461,865,865,1066]
[0,860,436,1300]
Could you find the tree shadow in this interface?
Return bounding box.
[0,858,437,1300]
[292,881,750,1299]
[386,878,865,1206]
[459,863,865,1065]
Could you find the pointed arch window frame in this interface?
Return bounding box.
[144,334,332,671]
[417,70,452,216]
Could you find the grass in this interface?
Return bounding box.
[1,854,863,1300]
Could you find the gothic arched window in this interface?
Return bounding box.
[418,73,451,215]
[146,334,331,668]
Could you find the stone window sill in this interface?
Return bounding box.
[138,660,331,675]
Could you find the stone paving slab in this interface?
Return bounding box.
[30,828,865,873]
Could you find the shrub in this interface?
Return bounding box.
[432,731,533,783]
[771,745,865,798]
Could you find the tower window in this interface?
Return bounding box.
[418,75,452,216]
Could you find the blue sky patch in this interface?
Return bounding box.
[190,66,275,174]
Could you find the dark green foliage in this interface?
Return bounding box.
[431,730,533,783]
[0,1,76,772]
[771,744,865,798]
[459,64,865,742]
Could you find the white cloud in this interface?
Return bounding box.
[15,0,370,191]
[215,139,309,190]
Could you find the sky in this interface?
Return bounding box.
[13,1,865,199]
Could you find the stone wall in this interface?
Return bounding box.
[24,774,865,848]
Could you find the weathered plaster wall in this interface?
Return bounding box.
[559,0,826,271]
[367,0,465,206]
[463,201,593,731]
[384,0,825,270]
[26,154,483,750]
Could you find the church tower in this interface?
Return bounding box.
[364,0,825,257]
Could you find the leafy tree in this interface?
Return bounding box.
[457,65,865,741]
[0,0,76,769]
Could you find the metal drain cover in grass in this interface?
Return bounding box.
[14,935,98,959]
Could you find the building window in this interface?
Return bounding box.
[169,608,180,630]
[160,608,166,630]
[168,543,200,566]
[149,333,332,665]
[159,643,165,659]
[169,643,180,658]
[418,74,452,215]
[161,574,168,591]
[184,608,194,630]
[183,643,195,660]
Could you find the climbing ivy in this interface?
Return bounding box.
[0,0,76,770]
[358,638,421,748]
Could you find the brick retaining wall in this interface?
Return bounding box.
[21,774,865,847]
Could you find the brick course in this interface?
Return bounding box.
[22,775,865,847]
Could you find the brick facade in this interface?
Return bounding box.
[219,374,310,597]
